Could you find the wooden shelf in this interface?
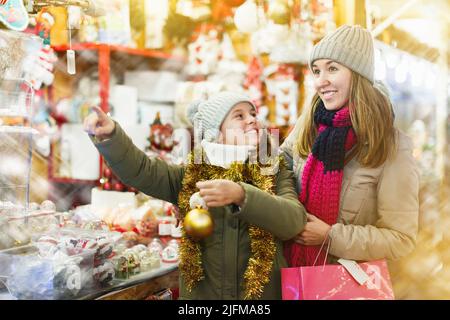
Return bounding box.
[51,43,186,62]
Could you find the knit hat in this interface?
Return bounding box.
[187,91,256,142]
[309,24,375,84]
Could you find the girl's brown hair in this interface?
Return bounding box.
[296,72,397,168]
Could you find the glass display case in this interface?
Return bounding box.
[0,78,36,212]
[0,78,62,252]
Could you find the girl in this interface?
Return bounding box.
[84,91,307,299]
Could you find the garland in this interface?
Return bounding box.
[178,152,281,299]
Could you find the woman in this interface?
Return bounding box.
[84,91,307,299]
[281,25,419,267]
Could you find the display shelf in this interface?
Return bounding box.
[80,262,179,300]
[0,251,178,300]
[51,43,186,62]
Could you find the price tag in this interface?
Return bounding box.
[338,258,370,285]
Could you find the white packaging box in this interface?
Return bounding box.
[111,85,138,127]
[91,188,136,209]
[124,71,179,102]
[121,124,150,151]
[60,124,100,180]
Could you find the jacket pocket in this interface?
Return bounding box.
[339,186,368,224]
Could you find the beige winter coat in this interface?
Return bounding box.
[280,121,420,262]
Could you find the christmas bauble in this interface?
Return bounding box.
[128,187,138,194]
[113,182,124,192]
[103,167,112,179]
[103,182,112,190]
[40,200,56,212]
[183,207,214,240]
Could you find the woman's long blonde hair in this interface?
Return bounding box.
[296,72,397,168]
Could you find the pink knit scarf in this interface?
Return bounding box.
[285,101,357,266]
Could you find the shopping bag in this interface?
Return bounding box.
[281,259,395,300]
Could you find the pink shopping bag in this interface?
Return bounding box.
[281,259,395,300]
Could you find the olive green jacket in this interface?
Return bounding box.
[93,124,307,300]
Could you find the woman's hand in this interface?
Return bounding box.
[83,106,115,141]
[196,180,245,208]
[295,214,331,246]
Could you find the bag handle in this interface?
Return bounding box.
[312,230,332,270]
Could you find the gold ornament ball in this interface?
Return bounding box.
[183,207,214,240]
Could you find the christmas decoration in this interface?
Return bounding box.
[35,9,55,46]
[186,28,221,76]
[145,112,178,164]
[243,56,264,108]
[0,0,29,31]
[264,64,299,126]
[99,165,135,193]
[183,206,214,240]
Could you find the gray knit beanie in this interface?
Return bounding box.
[187,91,256,142]
[309,24,375,84]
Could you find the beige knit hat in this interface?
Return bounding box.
[309,24,375,84]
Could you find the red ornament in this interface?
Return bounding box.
[113,182,124,192]
[128,187,138,194]
[103,182,112,190]
[103,167,112,179]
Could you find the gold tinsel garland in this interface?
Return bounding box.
[178,152,281,299]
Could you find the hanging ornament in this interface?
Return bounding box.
[183,206,214,240]
[234,0,259,33]
[113,182,125,192]
[35,10,55,46]
[128,187,138,194]
[103,167,112,179]
[0,0,29,31]
[66,10,76,75]
[183,192,213,240]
